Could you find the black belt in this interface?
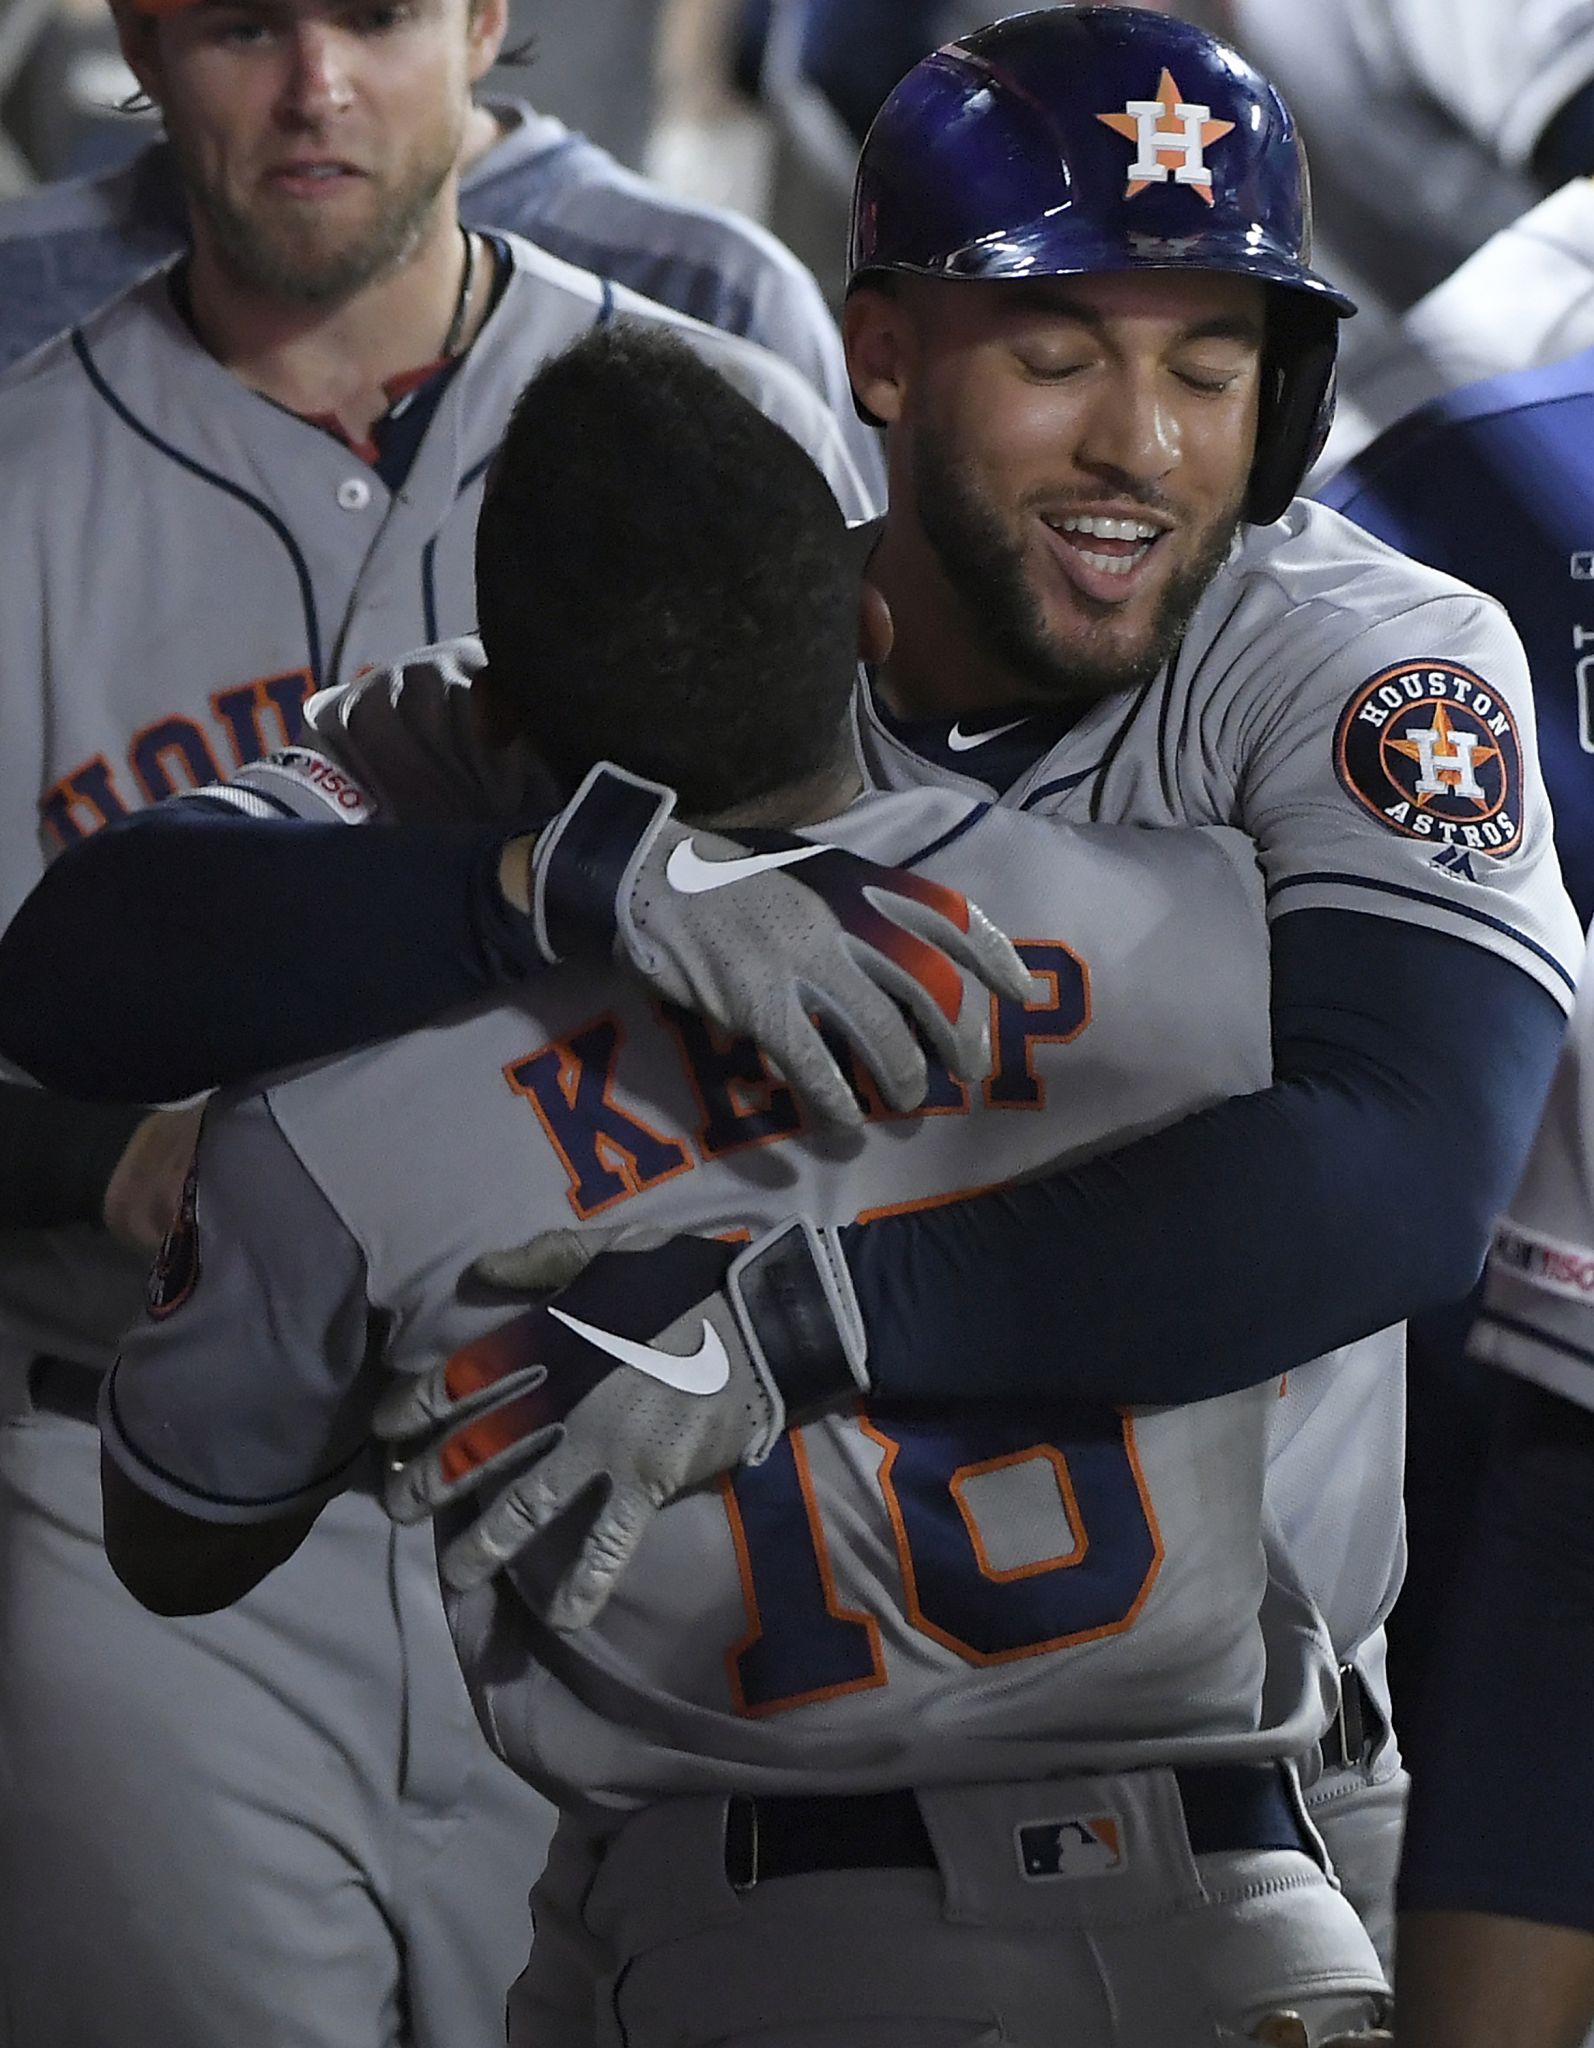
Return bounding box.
[1318,1662,1385,1774]
[724,1764,1314,1890]
[27,1355,103,1425]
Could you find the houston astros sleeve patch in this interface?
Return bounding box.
[1333,661,1524,856]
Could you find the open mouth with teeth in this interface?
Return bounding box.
[1046,513,1166,578]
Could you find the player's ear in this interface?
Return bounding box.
[464,0,508,86]
[844,286,913,427]
[859,581,894,666]
[109,1,163,106]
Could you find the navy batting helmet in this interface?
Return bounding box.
[847,6,1356,524]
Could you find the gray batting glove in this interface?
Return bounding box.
[529,763,1033,1126]
[375,1220,867,1629]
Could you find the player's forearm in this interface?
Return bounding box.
[845,912,1566,1406]
[1398,1380,1594,1933]
[1398,1914,1594,2048]
[0,1082,146,1228]
[0,804,542,1101]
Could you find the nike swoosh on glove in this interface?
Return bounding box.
[528,762,1033,1128]
[375,1220,867,1628]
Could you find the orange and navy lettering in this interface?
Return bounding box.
[40,755,129,845]
[725,1405,1161,1713]
[822,1027,969,1124]
[723,1432,887,1717]
[985,941,1091,1109]
[862,1406,1161,1665]
[211,670,316,768]
[41,669,316,846]
[509,944,1095,1218]
[505,1017,694,1220]
[657,1004,806,1159]
[129,715,225,806]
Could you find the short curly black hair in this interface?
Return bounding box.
[474,323,860,816]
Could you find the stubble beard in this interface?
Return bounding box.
[176,119,461,308]
[912,425,1245,714]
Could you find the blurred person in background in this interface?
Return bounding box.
[0,0,872,2030]
[1320,306,1594,1791]
[1391,923,1594,2048]
[645,0,777,221]
[1317,171,1594,478]
[1217,0,1594,471]
[0,0,884,494]
[738,0,1205,195]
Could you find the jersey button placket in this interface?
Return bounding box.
[338,477,373,512]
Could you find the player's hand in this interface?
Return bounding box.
[521,763,1034,1128]
[375,1220,867,1626]
[1249,2000,1394,2047]
[103,1105,205,1252]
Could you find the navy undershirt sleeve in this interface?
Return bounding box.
[1398,1376,1594,1928]
[0,803,543,1102]
[845,909,1567,1405]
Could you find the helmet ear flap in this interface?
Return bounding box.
[1246,303,1339,525]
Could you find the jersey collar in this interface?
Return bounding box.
[862,674,1078,794]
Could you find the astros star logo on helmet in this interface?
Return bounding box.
[1097,71,1235,203]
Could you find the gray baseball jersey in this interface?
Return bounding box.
[0,220,874,2048]
[103,792,1342,1819]
[1472,922,1594,1404]
[239,504,1582,1684]
[854,499,1581,1676]
[0,99,885,498]
[0,230,871,1369]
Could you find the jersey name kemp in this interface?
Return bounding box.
[521,941,1086,1221]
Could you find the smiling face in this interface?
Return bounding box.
[847,267,1267,712]
[119,0,503,305]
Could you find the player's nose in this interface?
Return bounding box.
[278,22,357,122]
[1074,368,1180,490]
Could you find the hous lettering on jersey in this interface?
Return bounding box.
[42,671,317,844]
[0,233,870,932]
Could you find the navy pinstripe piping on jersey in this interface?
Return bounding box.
[899,801,991,871]
[596,277,617,325]
[1019,764,1106,810]
[1078,674,1162,823]
[70,329,324,684]
[421,448,499,645]
[421,536,440,647]
[1268,870,1578,995]
[1475,1306,1594,1375]
[512,221,759,338]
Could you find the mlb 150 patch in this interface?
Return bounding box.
[146,1158,201,1320]
[1334,661,1523,855]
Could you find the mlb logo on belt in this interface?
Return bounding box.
[1098,71,1235,202]
[1015,1813,1126,1881]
